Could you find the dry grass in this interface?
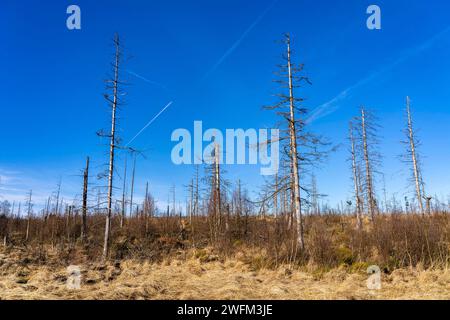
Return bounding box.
[1,214,449,299]
[0,249,449,300]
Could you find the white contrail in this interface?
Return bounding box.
[127,70,169,91]
[126,101,173,147]
[305,25,450,125]
[202,0,278,81]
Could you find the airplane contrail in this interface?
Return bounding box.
[202,0,278,81]
[127,70,169,91]
[126,101,173,147]
[305,25,450,125]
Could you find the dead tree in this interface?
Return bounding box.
[264,34,328,250]
[381,173,388,213]
[99,34,124,260]
[188,178,194,225]
[192,166,200,245]
[170,184,176,216]
[194,165,200,218]
[349,121,363,229]
[274,174,279,217]
[66,204,73,243]
[129,154,136,217]
[403,96,426,214]
[205,144,221,241]
[144,181,149,233]
[309,173,319,215]
[54,179,61,216]
[120,157,127,228]
[44,197,50,222]
[285,35,305,249]
[214,144,222,230]
[359,107,381,221]
[0,200,11,246]
[81,157,89,241]
[25,190,33,242]
[203,143,229,242]
[424,196,432,215]
[185,167,200,245]
[232,179,243,231]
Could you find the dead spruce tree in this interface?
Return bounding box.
[120,156,127,228]
[354,107,382,221]
[187,166,200,244]
[129,153,137,218]
[264,34,329,251]
[231,180,243,230]
[193,165,200,219]
[203,142,229,242]
[349,121,363,229]
[143,181,155,234]
[25,190,33,242]
[97,34,126,260]
[81,156,89,242]
[209,143,223,241]
[187,178,194,226]
[402,96,426,214]
[186,166,200,227]
[213,144,222,231]
[0,200,11,246]
[309,173,320,215]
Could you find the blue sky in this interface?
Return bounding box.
[2,0,450,211]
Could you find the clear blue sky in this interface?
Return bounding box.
[2,0,450,211]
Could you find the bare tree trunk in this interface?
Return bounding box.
[194,165,199,218]
[103,34,121,261]
[81,156,89,242]
[144,181,149,234]
[310,173,318,215]
[129,155,136,219]
[171,185,176,217]
[193,168,199,246]
[55,180,61,216]
[44,197,50,223]
[349,122,363,229]
[120,157,127,229]
[406,96,424,214]
[382,173,388,213]
[189,179,194,226]
[286,34,305,250]
[237,179,242,221]
[361,108,376,221]
[425,196,432,215]
[214,143,222,234]
[66,205,72,243]
[4,202,11,246]
[25,190,32,242]
[274,174,278,217]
